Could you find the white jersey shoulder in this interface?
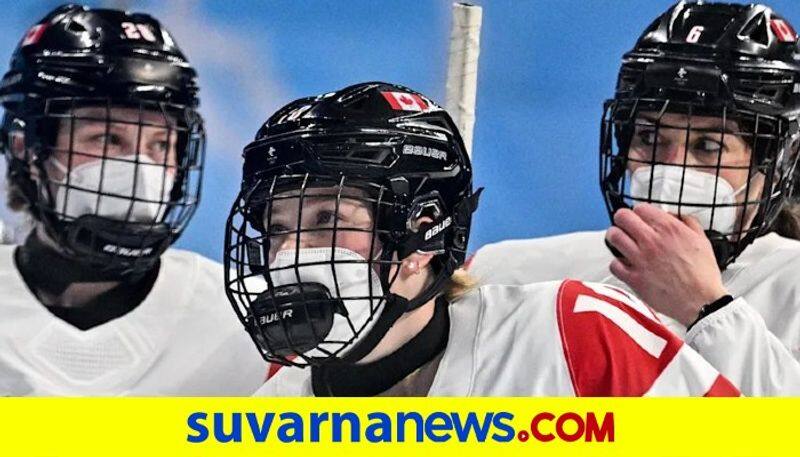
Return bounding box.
[255,280,736,397]
[0,246,266,396]
[469,230,611,285]
[432,281,573,396]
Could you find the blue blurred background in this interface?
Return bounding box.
[1,0,799,261]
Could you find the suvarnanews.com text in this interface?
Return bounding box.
[187,410,615,444]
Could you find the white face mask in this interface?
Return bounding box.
[629,165,748,234]
[268,247,384,359]
[51,154,175,222]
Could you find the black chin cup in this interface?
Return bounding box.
[64,215,172,272]
[249,282,341,358]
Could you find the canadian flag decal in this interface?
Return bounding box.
[21,24,47,47]
[381,91,429,112]
[771,19,798,43]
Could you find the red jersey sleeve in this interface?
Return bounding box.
[556,279,739,397]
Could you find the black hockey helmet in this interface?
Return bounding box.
[600,1,800,268]
[0,4,205,274]
[225,82,480,366]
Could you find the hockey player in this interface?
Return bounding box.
[468,2,800,395]
[223,81,739,396]
[0,5,265,395]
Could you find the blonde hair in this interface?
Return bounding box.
[444,267,479,302]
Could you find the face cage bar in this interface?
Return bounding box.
[224,173,405,367]
[600,98,791,262]
[25,97,205,268]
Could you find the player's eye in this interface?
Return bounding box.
[315,209,339,226]
[267,223,290,235]
[145,140,171,163]
[636,129,658,147]
[89,133,123,147]
[153,140,169,154]
[693,138,724,154]
[84,133,127,158]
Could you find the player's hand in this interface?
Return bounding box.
[605,203,729,326]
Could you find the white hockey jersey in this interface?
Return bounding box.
[255,280,739,397]
[0,245,267,396]
[469,230,800,396]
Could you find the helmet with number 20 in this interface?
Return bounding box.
[0,4,205,274]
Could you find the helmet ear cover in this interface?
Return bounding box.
[395,189,482,276]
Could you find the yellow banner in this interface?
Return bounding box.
[0,398,795,456]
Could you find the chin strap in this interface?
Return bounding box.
[312,295,450,396]
[338,256,456,365]
[333,190,481,365]
[336,294,411,365]
[705,230,735,269]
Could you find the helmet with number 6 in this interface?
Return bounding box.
[600,1,800,267]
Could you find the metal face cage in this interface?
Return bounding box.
[600,97,796,266]
[225,173,405,367]
[10,96,205,271]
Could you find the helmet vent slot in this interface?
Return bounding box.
[735,70,795,104]
[311,137,399,167]
[66,20,88,35]
[741,14,769,46]
[316,144,395,166]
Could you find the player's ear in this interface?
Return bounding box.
[9,131,26,161]
[399,214,436,277]
[400,251,435,277]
